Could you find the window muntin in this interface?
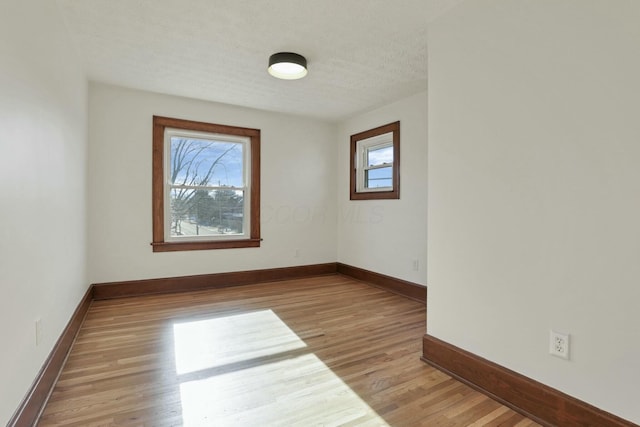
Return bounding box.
[165,130,250,242]
[350,121,400,200]
[152,116,260,252]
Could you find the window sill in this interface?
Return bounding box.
[151,238,261,252]
[350,189,399,200]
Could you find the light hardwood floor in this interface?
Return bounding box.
[39,274,540,426]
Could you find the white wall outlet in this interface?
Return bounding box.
[35,318,42,347]
[294,248,300,258]
[412,259,419,271]
[549,330,570,360]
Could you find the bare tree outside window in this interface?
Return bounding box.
[169,138,243,237]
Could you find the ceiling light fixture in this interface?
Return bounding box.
[268,52,308,80]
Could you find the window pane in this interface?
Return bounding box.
[366,145,393,167]
[170,137,243,187]
[365,166,392,188]
[170,188,244,237]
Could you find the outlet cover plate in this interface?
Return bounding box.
[549,330,570,360]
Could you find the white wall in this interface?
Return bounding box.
[0,0,88,424]
[88,83,337,283]
[427,1,640,423]
[337,92,428,285]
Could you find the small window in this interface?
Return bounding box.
[152,116,260,252]
[350,121,400,200]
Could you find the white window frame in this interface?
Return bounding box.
[164,128,251,242]
[355,132,394,193]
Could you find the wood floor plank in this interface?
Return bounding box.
[38,274,540,426]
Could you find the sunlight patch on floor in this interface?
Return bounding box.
[178,353,388,426]
[173,309,389,426]
[173,309,307,375]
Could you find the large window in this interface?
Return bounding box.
[152,116,260,252]
[350,121,400,200]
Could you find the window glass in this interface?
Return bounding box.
[367,144,393,167]
[365,167,393,189]
[169,188,245,238]
[167,134,247,241]
[170,137,243,187]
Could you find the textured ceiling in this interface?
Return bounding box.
[56,0,461,121]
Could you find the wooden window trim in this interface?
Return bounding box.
[152,116,260,252]
[350,121,400,200]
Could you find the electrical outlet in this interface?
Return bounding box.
[549,330,570,360]
[35,318,42,347]
[412,259,419,271]
[294,248,300,258]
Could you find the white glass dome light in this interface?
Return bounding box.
[268,52,308,80]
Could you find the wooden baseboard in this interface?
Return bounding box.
[92,263,338,300]
[8,286,94,427]
[421,334,637,427]
[336,263,426,303]
[93,263,426,302]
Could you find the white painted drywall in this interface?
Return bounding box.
[0,0,88,424]
[427,1,640,423]
[337,92,428,285]
[88,83,337,283]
